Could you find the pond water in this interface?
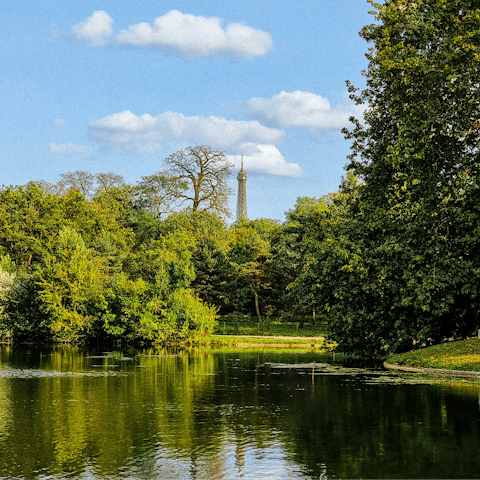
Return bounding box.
[1,345,480,479]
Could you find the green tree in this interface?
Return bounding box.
[227,219,280,322]
[271,196,330,323]
[156,212,232,311]
[37,227,106,342]
[330,0,480,356]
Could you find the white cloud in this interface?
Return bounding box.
[229,144,307,177]
[247,90,363,131]
[90,111,284,154]
[70,10,273,58]
[116,10,273,58]
[50,142,93,159]
[71,11,113,45]
[89,111,305,177]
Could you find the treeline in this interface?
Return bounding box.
[0,144,328,345]
[0,145,237,345]
[0,174,332,345]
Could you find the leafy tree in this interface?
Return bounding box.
[134,173,188,218]
[37,227,106,342]
[156,212,232,311]
[271,196,330,323]
[329,0,480,356]
[0,270,51,341]
[227,219,280,321]
[0,184,134,273]
[110,231,217,342]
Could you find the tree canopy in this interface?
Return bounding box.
[329,0,480,356]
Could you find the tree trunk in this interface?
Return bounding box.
[252,289,261,332]
[312,307,316,326]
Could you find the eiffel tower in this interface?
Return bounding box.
[236,154,248,221]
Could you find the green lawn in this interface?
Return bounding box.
[214,316,327,337]
[386,338,480,371]
[194,334,332,348]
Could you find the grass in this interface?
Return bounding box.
[193,334,336,349]
[214,315,327,337]
[386,338,480,371]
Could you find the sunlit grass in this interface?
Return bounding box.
[193,334,336,349]
[386,338,480,371]
[214,316,328,337]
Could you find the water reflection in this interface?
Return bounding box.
[1,346,480,479]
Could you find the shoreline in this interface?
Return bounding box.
[384,362,480,379]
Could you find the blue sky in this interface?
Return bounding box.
[1,0,372,221]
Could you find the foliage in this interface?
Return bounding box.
[270,195,330,321]
[227,219,280,319]
[37,227,106,342]
[0,183,217,344]
[319,0,480,357]
[0,270,51,341]
[0,184,134,272]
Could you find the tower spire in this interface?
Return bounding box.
[236,154,248,221]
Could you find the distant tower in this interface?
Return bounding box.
[236,154,248,221]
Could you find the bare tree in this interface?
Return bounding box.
[58,170,95,198]
[27,180,63,195]
[95,172,125,194]
[160,145,234,217]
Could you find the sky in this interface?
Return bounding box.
[1,0,373,221]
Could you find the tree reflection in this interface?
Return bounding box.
[1,346,480,479]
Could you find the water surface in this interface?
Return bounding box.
[1,345,480,479]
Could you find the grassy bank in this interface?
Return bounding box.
[386,338,480,371]
[193,334,335,349]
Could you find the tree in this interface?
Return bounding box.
[227,219,280,323]
[134,173,188,218]
[37,227,105,342]
[95,172,125,194]
[159,145,234,218]
[58,170,96,198]
[155,211,233,311]
[330,0,480,356]
[271,196,331,323]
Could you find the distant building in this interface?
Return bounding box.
[236,155,248,221]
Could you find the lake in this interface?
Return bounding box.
[1,345,480,479]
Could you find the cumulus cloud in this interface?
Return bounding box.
[69,10,273,58]
[51,142,93,159]
[115,10,273,58]
[71,10,113,45]
[229,144,307,177]
[247,90,363,131]
[90,111,284,155]
[89,110,304,177]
